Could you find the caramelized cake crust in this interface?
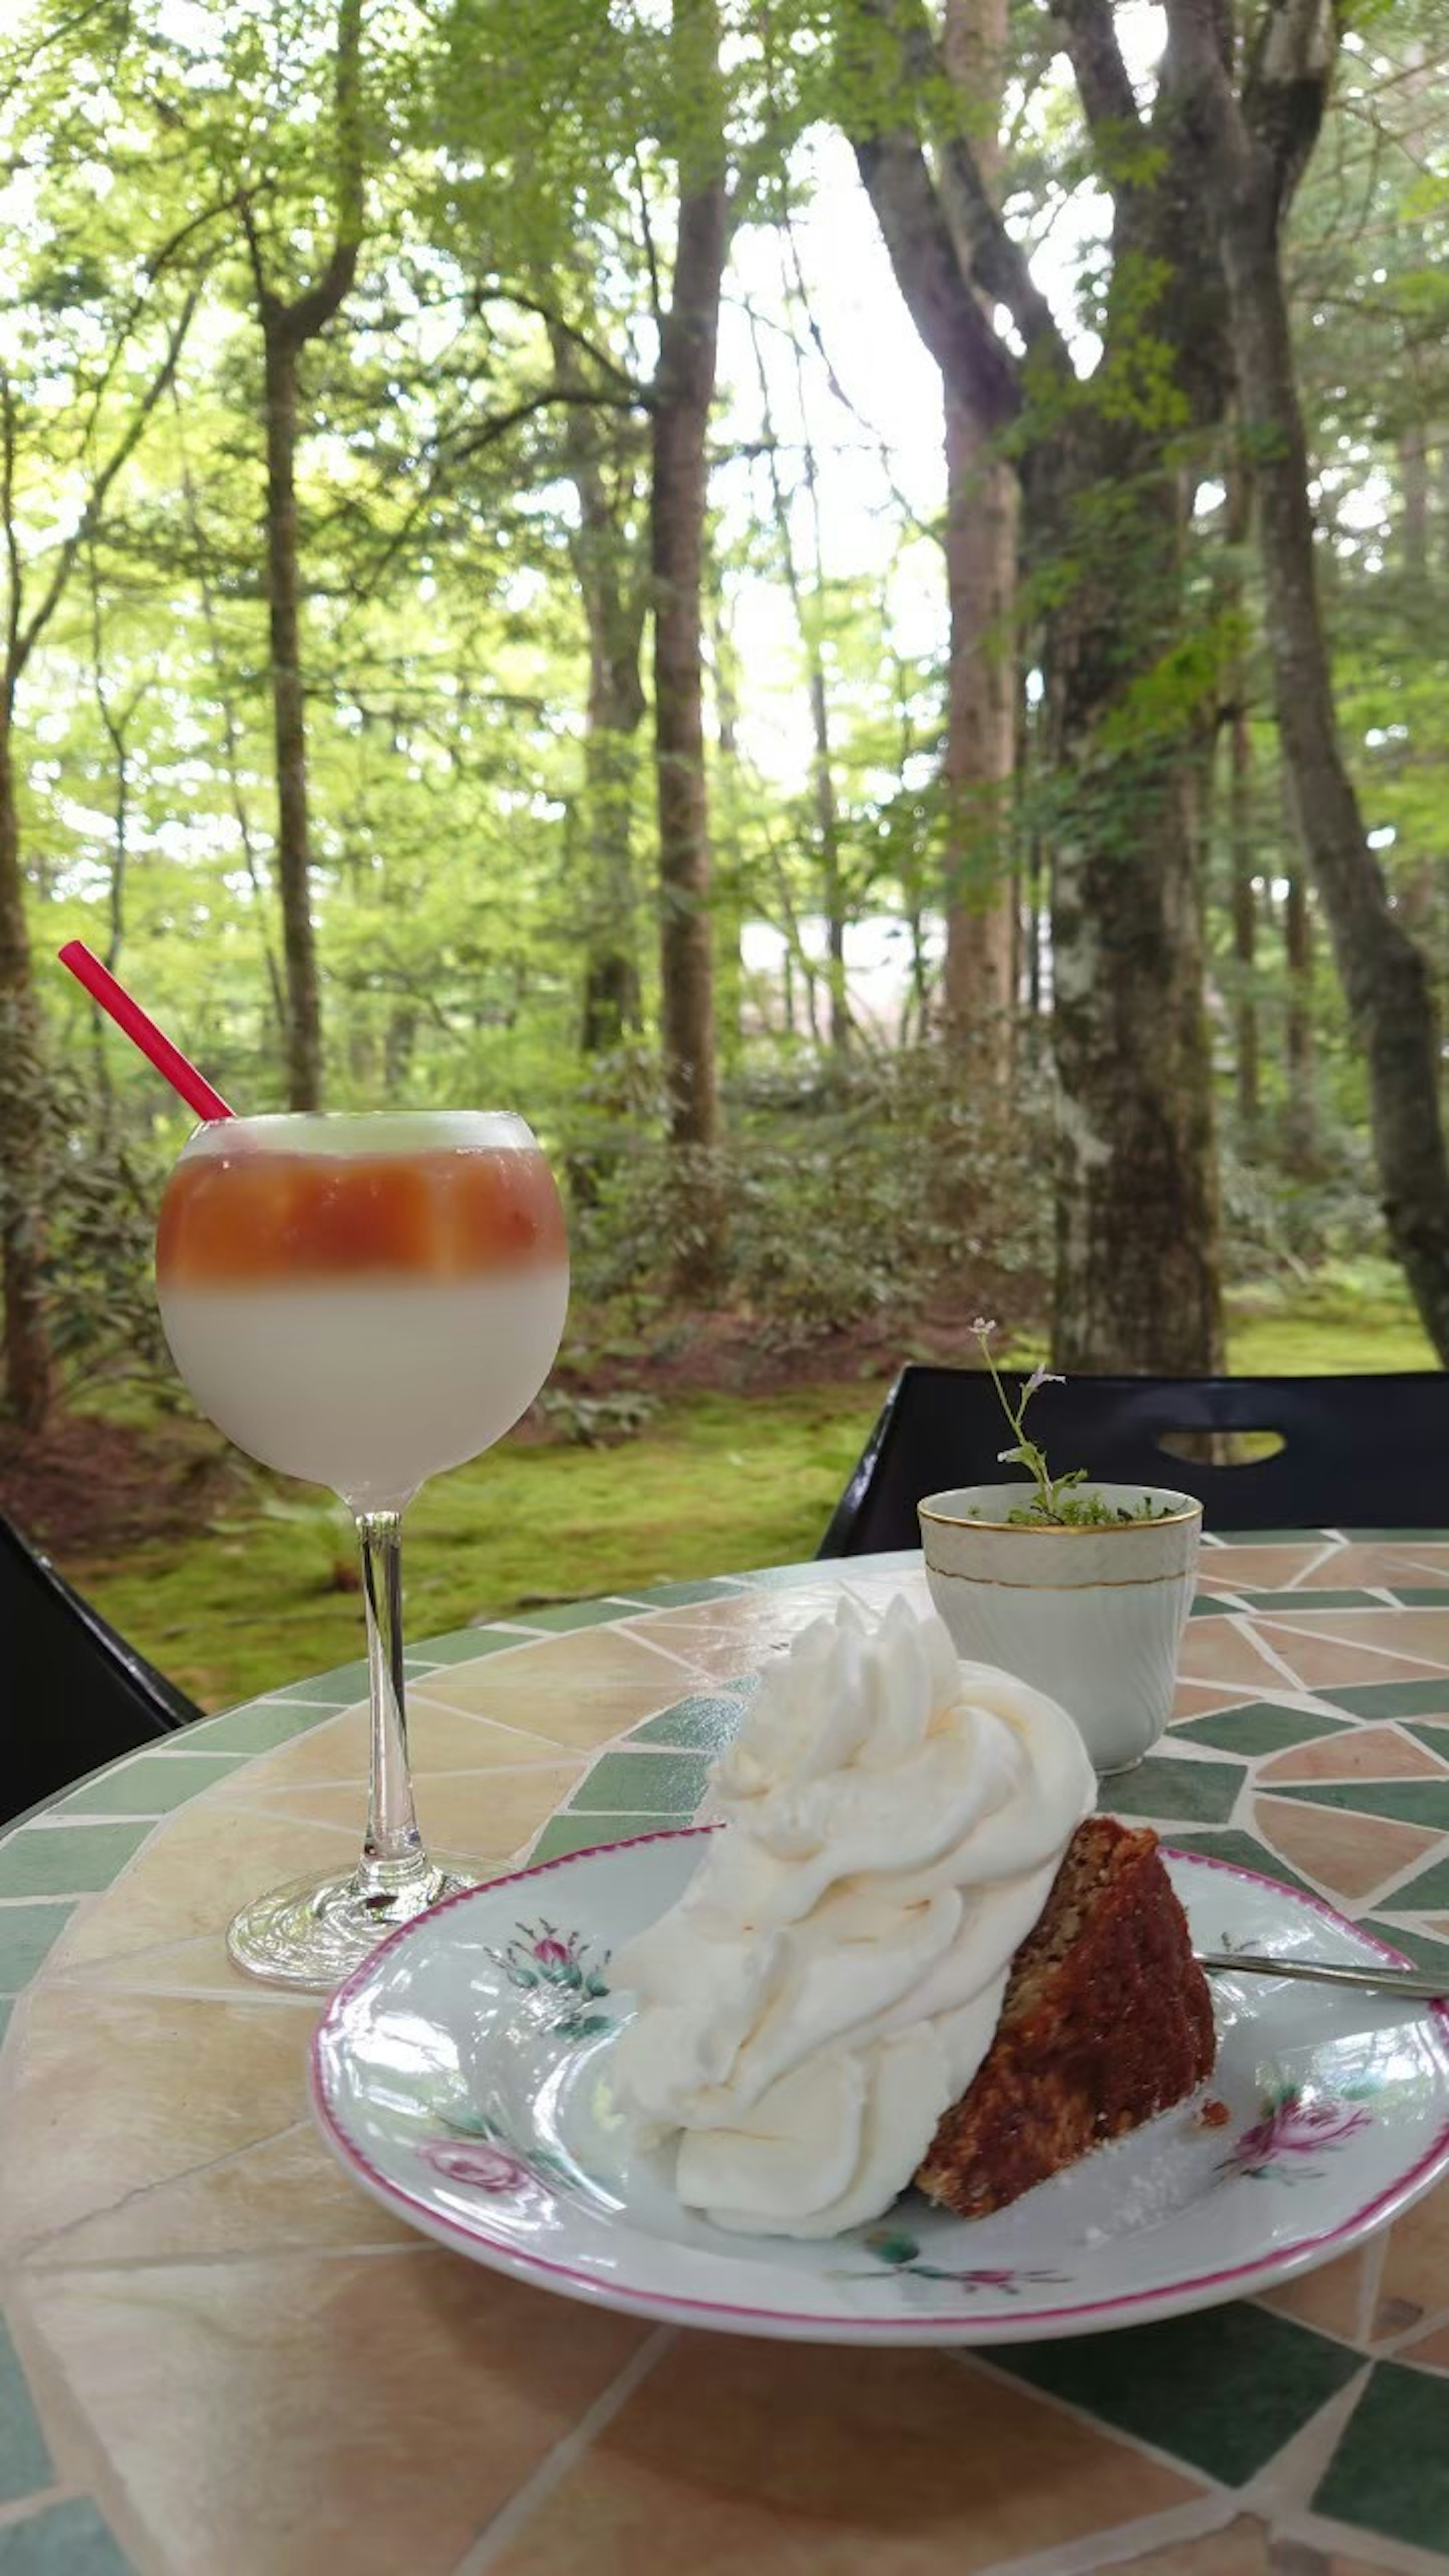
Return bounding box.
[915,1816,1215,2219]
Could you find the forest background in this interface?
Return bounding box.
[0,0,1446,1710]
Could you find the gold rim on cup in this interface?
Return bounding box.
[918,1492,1202,1536]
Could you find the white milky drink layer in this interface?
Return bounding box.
[608,1595,1095,2239]
[158,1267,569,1509]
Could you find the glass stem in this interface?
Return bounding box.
[354,1509,431,1904]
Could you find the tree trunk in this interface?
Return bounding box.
[173,386,288,1041]
[1401,429,1429,575]
[768,842,823,1046]
[1215,169,1449,1359]
[1023,670,1045,1027]
[1046,462,1224,1375]
[1283,853,1317,1169]
[942,395,1017,1041]
[653,213,724,1160]
[851,1,1228,1374]
[0,718,51,1428]
[96,715,130,1134]
[940,0,1016,1055]
[709,589,746,1072]
[1230,703,1258,1137]
[1161,0,1449,1362]
[810,669,849,1055]
[1040,115,1227,1373]
[547,314,648,1057]
[383,1004,418,1096]
[1397,435,1440,964]
[798,419,849,1055]
[1222,466,1258,1138]
[904,899,930,1041]
[580,663,645,1053]
[245,0,364,1113]
[652,0,729,1292]
[84,560,137,1141]
[751,301,850,1053]
[261,322,323,1112]
[1026,834,1044,1021]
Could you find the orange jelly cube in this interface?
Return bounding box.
[157,1146,565,1286]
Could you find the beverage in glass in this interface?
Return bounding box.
[155,1109,568,1986]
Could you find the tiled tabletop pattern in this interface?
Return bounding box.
[5,1533,1449,2574]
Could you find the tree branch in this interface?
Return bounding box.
[237,189,273,314]
[284,0,365,342]
[248,0,366,346]
[853,121,1021,427]
[0,371,22,697]
[1048,0,1142,141]
[633,151,664,335]
[341,380,646,620]
[934,128,1065,360]
[80,197,231,444]
[1160,0,1243,168]
[15,286,202,677]
[1242,0,1338,214]
[856,0,1069,374]
[1163,0,1336,215]
[448,383,648,464]
[0,0,114,112]
[168,378,286,1031]
[487,286,643,398]
[774,214,941,542]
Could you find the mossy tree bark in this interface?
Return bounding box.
[546,315,649,1058]
[940,0,1017,1063]
[652,0,731,1293]
[849,0,1233,1369]
[1168,0,1449,1363]
[243,0,365,1114]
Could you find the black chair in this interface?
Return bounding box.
[818,1367,1449,1555]
[0,1514,200,1824]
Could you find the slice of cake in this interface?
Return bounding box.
[916,1815,1215,2219]
[607,1596,1102,2236]
[609,1598,1218,2237]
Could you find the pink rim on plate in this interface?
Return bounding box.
[309,1831,1449,2345]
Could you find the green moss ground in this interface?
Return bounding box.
[62,1263,1437,1712]
[68,1380,884,1710]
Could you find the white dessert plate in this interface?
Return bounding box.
[309,1829,1449,2345]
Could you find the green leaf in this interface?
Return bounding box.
[867,2231,919,2268]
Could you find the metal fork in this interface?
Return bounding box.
[1196,1948,1447,2002]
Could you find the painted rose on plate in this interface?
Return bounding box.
[419,2137,533,2193]
[1220,2084,1373,2184]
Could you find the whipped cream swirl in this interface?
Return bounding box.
[608,1595,1094,2237]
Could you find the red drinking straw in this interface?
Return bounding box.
[58,941,234,1122]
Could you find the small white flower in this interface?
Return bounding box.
[998,1444,1028,1465]
[1024,1364,1065,1398]
[971,1315,998,1337]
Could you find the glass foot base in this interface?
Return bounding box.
[227,1857,476,1992]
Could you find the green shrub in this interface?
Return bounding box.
[568,1041,1055,1339]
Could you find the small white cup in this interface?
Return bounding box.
[918,1481,1202,1775]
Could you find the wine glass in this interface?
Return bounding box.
[155,1109,569,1989]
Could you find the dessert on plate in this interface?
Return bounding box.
[917,1811,1215,2218]
[608,1594,1215,2237]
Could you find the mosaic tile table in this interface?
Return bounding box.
[6,1532,1449,2576]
